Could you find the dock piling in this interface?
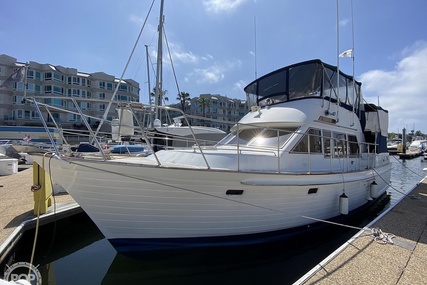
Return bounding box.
[32,161,53,215]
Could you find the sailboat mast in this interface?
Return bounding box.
[154,0,164,120]
[145,44,154,127]
[336,0,340,122]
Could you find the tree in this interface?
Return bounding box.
[150,87,168,106]
[176,91,191,113]
[197,97,210,126]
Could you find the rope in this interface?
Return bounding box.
[370,227,395,244]
[28,152,56,277]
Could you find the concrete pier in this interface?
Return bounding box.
[0,166,81,262]
[295,178,427,284]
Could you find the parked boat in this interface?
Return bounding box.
[387,138,402,154]
[30,59,392,253]
[148,117,226,149]
[408,139,427,155]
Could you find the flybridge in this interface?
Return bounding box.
[244,59,362,114]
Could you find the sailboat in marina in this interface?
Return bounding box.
[29,1,392,253]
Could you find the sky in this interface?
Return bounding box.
[1,0,426,134]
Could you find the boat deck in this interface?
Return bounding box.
[295,177,427,284]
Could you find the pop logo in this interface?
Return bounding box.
[4,262,42,285]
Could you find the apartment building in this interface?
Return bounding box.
[1,54,248,138]
[0,54,140,133]
[164,93,249,132]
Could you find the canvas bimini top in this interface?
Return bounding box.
[244,59,363,115]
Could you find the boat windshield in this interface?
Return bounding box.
[217,127,297,149]
[244,60,361,112]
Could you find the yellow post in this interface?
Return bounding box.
[33,161,53,215]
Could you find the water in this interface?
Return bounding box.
[2,156,426,285]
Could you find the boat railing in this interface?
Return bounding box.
[25,97,230,164]
[26,96,383,174]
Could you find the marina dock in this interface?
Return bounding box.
[398,151,421,160]
[0,166,81,263]
[295,178,427,284]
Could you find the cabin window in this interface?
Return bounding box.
[348,135,359,156]
[217,127,296,148]
[248,127,296,148]
[323,130,332,156]
[291,128,322,153]
[310,129,322,153]
[292,132,307,152]
[334,133,347,157]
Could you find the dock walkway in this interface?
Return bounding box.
[0,166,80,259]
[295,179,427,284]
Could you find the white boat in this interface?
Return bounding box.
[387,138,402,154]
[149,117,227,149]
[30,59,392,252]
[408,139,427,155]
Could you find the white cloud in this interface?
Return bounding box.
[201,54,214,61]
[360,42,427,132]
[203,0,248,13]
[129,14,143,24]
[184,59,242,84]
[233,79,246,91]
[185,65,224,84]
[172,50,199,64]
[339,18,350,27]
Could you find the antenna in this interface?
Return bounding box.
[336,0,340,122]
[254,16,257,79]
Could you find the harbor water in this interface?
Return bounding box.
[1,155,426,285]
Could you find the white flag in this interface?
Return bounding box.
[339,49,353,58]
[0,66,25,88]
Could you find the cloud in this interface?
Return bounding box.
[185,65,224,84]
[129,14,143,24]
[165,42,200,64]
[339,18,350,27]
[233,79,246,91]
[360,41,427,132]
[203,0,248,13]
[184,59,242,84]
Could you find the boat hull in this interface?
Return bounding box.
[32,155,391,252]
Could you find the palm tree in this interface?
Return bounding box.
[197,97,210,126]
[176,91,191,113]
[150,87,168,105]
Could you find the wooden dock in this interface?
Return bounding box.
[294,178,427,284]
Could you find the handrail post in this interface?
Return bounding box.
[129,104,161,166]
[71,98,107,160]
[28,97,60,155]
